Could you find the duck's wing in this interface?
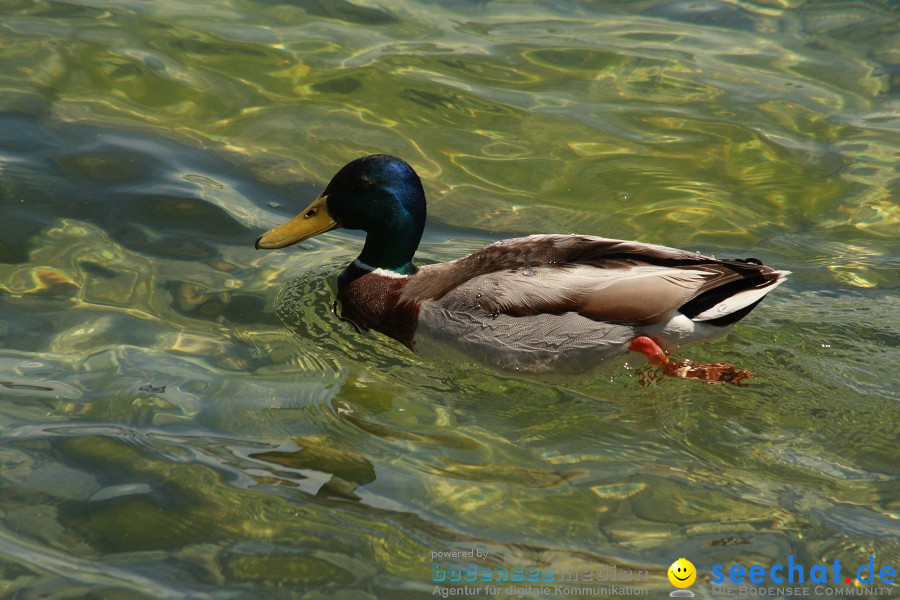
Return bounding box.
[404,234,788,326]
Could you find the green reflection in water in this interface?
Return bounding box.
[0,0,898,597]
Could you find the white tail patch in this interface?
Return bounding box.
[692,271,790,321]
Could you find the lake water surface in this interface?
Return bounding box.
[0,0,898,598]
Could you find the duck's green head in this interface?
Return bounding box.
[255,154,426,274]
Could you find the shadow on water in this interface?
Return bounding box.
[0,112,320,266]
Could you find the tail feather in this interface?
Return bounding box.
[681,270,790,323]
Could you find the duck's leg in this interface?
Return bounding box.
[628,336,752,385]
[629,336,669,366]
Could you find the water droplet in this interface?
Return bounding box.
[617,192,631,202]
[269,202,281,209]
[523,267,535,277]
[821,343,831,348]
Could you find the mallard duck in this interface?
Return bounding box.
[256,155,788,379]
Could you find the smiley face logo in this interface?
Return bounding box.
[668,558,696,588]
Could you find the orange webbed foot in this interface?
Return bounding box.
[629,336,753,385]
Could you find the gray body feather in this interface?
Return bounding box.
[340,235,788,373]
[406,235,788,373]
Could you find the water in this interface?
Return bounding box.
[0,0,898,598]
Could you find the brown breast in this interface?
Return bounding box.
[337,272,420,349]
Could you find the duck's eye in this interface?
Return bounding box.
[356,177,373,191]
[305,208,318,219]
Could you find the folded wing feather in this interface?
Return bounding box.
[403,234,782,326]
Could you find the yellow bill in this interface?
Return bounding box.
[255,194,337,249]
